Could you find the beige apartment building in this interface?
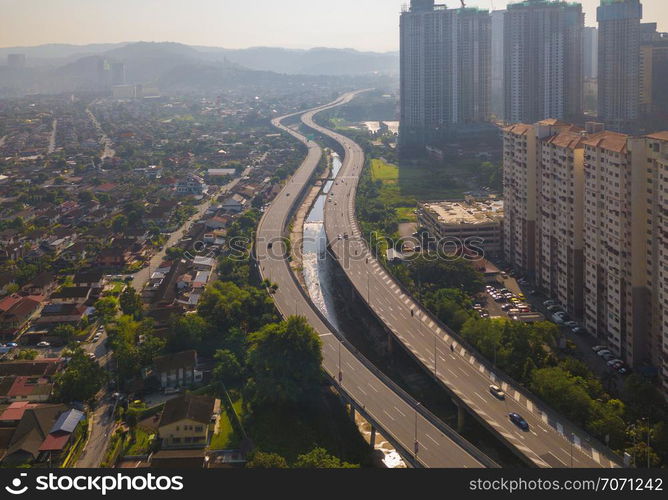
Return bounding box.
[418,199,504,255]
[503,122,668,397]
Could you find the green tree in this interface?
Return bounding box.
[53,324,77,343]
[166,314,209,353]
[94,297,118,323]
[15,349,38,360]
[246,451,289,469]
[119,286,143,318]
[212,349,242,388]
[529,367,592,424]
[293,447,358,469]
[245,316,322,406]
[55,348,107,402]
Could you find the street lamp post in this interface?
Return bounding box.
[414,402,421,460]
[570,434,574,468]
[338,341,343,384]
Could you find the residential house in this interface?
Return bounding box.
[153,350,202,390]
[175,175,208,196]
[37,408,85,459]
[1,376,53,403]
[23,272,57,297]
[49,287,91,305]
[0,296,44,338]
[157,393,220,449]
[192,256,215,272]
[72,270,106,290]
[221,194,246,213]
[0,404,68,465]
[205,216,228,230]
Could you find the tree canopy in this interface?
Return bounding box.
[245,316,322,406]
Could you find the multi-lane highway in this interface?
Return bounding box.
[301,98,622,469]
[258,92,494,468]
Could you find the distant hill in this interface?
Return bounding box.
[0,42,398,76]
[0,41,397,96]
[195,46,399,76]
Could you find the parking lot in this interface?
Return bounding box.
[486,272,632,390]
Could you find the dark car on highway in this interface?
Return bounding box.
[509,413,529,431]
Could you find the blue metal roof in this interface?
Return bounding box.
[50,408,85,434]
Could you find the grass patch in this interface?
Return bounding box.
[210,399,244,450]
[124,428,154,456]
[244,388,371,466]
[396,206,417,223]
[371,159,399,182]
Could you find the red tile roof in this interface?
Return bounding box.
[0,402,40,422]
[38,431,70,452]
[582,131,629,153]
[645,131,668,141]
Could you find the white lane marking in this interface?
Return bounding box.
[526,400,533,412]
[357,386,367,396]
[425,434,439,445]
[592,450,601,464]
[394,406,406,417]
[513,390,521,402]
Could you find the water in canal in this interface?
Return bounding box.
[302,153,342,330]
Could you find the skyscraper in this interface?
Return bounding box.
[110,62,126,86]
[491,10,506,120]
[503,0,584,125]
[597,0,643,131]
[399,0,491,151]
[583,27,599,80]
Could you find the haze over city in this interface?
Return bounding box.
[2,0,667,52]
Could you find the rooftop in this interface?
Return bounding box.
[422,200,504,226]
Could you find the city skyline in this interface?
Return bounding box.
[1,0,667,52]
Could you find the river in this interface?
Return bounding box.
[301,152,406,468]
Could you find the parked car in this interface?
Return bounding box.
[6,343,18,348]
[607,359,624,367]
[572,327,587,335]
[37,341,50,347]
[552,314,566,324]
[602,352,615,362]
[489,385,506,400]
[543,300,557,307]
[596,349,612,357]
[509,413,530,431]
[592,345,607,353]
[547,305,563,313]
[564,321,578,328]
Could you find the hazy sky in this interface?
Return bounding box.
[1,0,666,52]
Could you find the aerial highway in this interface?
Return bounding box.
[302,98,622,469]
[257,92,495,468]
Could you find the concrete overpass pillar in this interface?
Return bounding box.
[369,426,376,448]
[453,399,466,433]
